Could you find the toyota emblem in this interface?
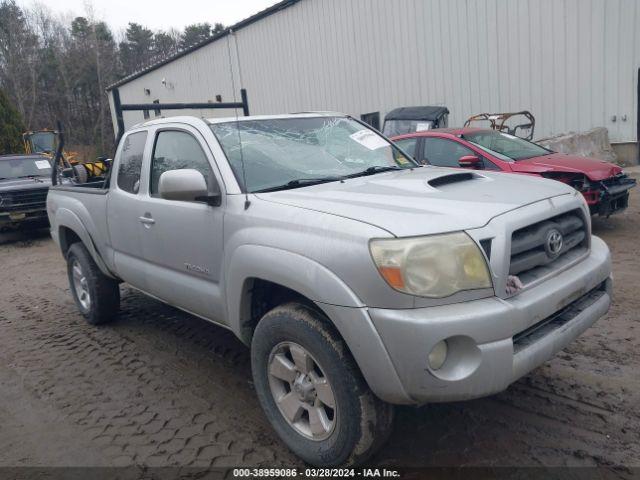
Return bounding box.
[545,229,563,258]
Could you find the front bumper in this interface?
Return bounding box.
[365,236,611,404]
[587,176,636,216]
[0,208,49,228]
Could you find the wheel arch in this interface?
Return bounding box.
[226,245,364,344]
[55,208,115,279]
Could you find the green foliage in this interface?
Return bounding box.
[180,23,212,49]
[180,22,224,50]
[0,88,25,154]
[119,22,154,74]
[153,31,179,59]
[212,23,225,35]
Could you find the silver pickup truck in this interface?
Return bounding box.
[47,113,612,466]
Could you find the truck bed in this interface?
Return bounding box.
[47,184,113,273]
[50,181,108,194]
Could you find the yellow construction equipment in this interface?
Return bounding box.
[23,129,109,182]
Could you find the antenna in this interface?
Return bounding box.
[226,29,250,210]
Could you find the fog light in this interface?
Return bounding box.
[428,340,448,370]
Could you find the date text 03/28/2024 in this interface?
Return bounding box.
[232,468,400,477]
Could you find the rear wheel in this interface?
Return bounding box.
[66,242,120,325]
[251,302,394,466]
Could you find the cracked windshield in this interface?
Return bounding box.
[210,116,416,192]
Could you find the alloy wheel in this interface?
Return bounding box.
[267,341,337,440]
[71,259,91,311]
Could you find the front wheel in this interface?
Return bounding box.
[251,302,394,466]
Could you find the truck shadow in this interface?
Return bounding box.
[591,214,625,234]
[0,227,50,246]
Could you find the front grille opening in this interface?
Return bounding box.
[509,209,588,287]
[513,281,607,353]
[0,188,48,212]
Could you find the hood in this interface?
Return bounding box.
[512,152,622,181]
[0,176,51,192]
[255,167,574,237]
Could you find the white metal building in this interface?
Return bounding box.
[107,0,640,162]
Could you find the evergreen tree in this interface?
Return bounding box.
[0,88,25,154]
[119,22,154,74]
[180,23,212,49]
[154,31,179,59]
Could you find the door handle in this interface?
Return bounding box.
[139,216,155,225]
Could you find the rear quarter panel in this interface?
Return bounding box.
[47,186,115,276]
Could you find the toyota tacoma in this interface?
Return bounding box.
[47,113,612,466]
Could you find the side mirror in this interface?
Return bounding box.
[159,169,221,206]
[458,155,482,169]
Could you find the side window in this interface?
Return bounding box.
[117,131,147,194]
[394,138,419,161]
[150,130,215,197]
[422,137,475,168]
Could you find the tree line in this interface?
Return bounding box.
[0,0,224,156]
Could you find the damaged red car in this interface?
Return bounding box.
[392,128,636,216]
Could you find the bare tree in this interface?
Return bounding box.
[0,0,224,156]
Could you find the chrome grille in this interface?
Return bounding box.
[509,210,588,285]
[0,188,48,212]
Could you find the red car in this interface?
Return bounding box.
[392,128,636,216]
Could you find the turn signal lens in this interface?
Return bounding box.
[378,266,404,289]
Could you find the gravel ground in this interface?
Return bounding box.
[1,171,639,468]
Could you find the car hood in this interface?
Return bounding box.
[511,152,622,181]
[255,167,574,237]
[0,177,51,192]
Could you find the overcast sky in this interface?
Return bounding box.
[18,0,281,33]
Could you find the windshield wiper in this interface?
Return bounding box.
[254,176,344,193]
[345,165,402,179]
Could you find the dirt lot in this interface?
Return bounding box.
[1,172,639,468]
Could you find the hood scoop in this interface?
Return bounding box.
[427,171,477,188]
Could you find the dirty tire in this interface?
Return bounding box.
[66,242,119,325]
[251,302,394,466]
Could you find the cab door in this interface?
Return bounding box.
[136,125,226,322]
[106,130,149,290]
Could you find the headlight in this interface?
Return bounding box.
[369,232,492,298]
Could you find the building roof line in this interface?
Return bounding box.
[106,0,301,91]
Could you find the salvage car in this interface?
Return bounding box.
[392,128,636,216]
[48,114,612,466]
[0,154,52,230]
[381,105,449,137]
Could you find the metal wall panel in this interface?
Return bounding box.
[112,0,639,143]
